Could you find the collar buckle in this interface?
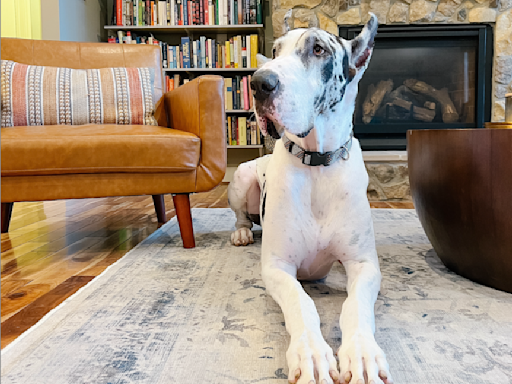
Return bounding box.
[303,151,329,166]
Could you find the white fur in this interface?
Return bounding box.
[229,14,393,384]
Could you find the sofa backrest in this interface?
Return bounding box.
[1,38,164,102]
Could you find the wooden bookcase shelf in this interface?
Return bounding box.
[225,109,253,113]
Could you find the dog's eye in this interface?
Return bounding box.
[313,44,325,56]
[272,48,276,59]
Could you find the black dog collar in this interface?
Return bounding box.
[282,132,353,166]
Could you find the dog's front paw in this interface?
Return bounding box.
[337,333,392,384]
[231,227,254,246]
[287,331,340,384]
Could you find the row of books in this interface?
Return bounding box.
[162,35,258,69]
[165,74,253,112]
[109,32,258,70]
[112,0,262,27]
[227,116,261,146]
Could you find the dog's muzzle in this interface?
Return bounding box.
[251,70,279,102]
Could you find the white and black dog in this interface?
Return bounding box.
[228,13,393,384]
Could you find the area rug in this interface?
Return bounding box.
[2,209,512,384]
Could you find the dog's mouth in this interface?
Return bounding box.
[257,114,281,140]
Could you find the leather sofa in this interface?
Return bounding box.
[1,38,227,248]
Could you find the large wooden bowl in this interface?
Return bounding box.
[407,129,512,293]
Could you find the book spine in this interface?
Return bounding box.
[244,0,249,24]
[181,37,190,68]
[233,37,238,68]
[256,0,261,24]
[236,75,241,109]
[249,0,256,24]
[209,0,214,25]
[250,34,258,68]
[188,0,193,24]
[243,76,249,110]
[116,0,123,25]
[162,43,168,68]
[223,0,228,25]
[134,1,137,25]
[241,37,247,68]
[248,75,253,109]
[183,0,188,25]
[204,0,209,24]
[246,36,251,69]
[227,116,232,144]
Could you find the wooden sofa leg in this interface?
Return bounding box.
[152,195,167,223]
[1,203,14,234]
[172,194,195,249]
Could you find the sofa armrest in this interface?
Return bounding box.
[163,75,226,192]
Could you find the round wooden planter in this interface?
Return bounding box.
[407,129,512,293]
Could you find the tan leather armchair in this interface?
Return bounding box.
[1,38,226,248]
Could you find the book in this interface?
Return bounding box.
[174,74,181,87]
[250,34,258,68]
[256,0,261,24]
[238,117,247,145]
[225,78,233,110]
[231,117,237,145]
[235,75,241,109]
[243,76,249,110]
[246,35,251,68]
[237,0,242,24]
[241,38,247,68]
[233,37,238,68]
[249,0,256,24]
[248,75,253,110]
[227,116,232,144]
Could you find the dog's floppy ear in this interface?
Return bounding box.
[256,53,271,68]
[349,13,378,75]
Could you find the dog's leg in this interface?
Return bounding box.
[228,160,260,246]
[337,257,393,384]
[262,261,340,384]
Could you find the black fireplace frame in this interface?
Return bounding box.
[339,24,493,150]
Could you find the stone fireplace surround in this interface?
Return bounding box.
[270,0,511,201]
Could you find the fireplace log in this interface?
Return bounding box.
[392,97,413,111]
[404,79,459,123]
[413,105,436,122]
[363,80,394,124]
[424,101,436,110]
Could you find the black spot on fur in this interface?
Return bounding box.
[321,57,334,83]
[262,192,267,221]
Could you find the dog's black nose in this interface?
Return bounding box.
[251,70,279,101]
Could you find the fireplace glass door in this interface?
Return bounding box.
[340,25,492,150]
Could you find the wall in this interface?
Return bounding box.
[41,0,60,40]
[1,0,42,39]
[271,0,512,122]
[58,0,108,42]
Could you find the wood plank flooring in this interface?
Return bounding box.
[1,184,412,348]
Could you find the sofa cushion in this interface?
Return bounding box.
[1,60,158,127]
[1,125,200,176]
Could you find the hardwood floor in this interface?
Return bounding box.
[1,184,412,348]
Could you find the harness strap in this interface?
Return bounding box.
[282,132,353,166]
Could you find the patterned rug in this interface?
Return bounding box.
[2,209,511,384]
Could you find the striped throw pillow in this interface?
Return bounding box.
[1,60,158,127]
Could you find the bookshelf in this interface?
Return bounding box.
[105,0,267,178]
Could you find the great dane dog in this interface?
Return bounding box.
[228,13,393,384]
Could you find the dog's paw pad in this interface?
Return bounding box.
[231,228,254,246]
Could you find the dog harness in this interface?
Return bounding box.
[282,132,353,166]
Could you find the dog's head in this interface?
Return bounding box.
[251,13,378,139]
